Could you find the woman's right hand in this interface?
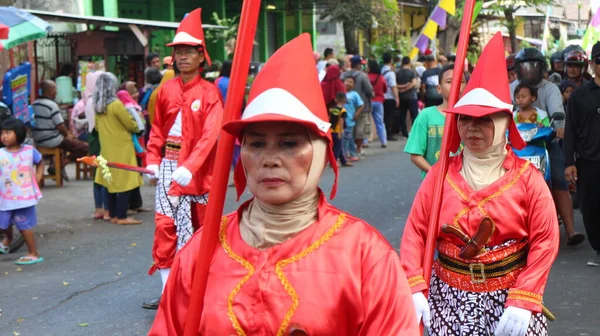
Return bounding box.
[412,292,431,328]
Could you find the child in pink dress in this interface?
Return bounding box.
[0,118,45,265]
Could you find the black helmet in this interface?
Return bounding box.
[446,53,456,62]
[515,48,547,85]
[563,44,585,57]
[550,51,563,63]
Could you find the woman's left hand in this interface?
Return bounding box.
[495,306,532,336]
[171,167,192,186]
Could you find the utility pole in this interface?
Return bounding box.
[577,0,581,30]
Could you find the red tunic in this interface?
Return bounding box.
[400,148,559,313]
[146,74,223,196]
[150,192,419,335]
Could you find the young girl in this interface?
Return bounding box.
[0,118,44,265]
[513,83,550,127]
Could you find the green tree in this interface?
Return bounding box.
[204,12,240,58]
[317,0,398,55]
[487,0,555,53]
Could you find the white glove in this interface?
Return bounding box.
[167,196,180,208]
[495,306,532,336]
[412,292,431,329]
[146,164,159,178]
[171,167,192,186]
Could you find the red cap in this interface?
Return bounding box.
[223,33,338,200]
[166,8,211,66]
[444,32,526,152]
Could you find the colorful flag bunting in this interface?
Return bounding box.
[415,34,430,52]
[409,47,419,60]
[439,0,456,16]
[431,6,447,29]
[583,7,600,50]
[422,21,439,39]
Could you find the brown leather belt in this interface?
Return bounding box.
[437,248,527,284]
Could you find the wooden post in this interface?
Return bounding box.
[28,41,36,103]
[9,48,15,68]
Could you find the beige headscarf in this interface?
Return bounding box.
[239,131,328,249]
[460,113,510,191]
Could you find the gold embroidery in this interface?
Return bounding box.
[446,161,531,236]
[221,216,255,336]
[274,213,346,336]
[408,275,426,288]
[507,294,542,305]
[508,288,543,300]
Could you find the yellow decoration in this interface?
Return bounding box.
[409,47,420,60]
[423,20,439,39]
[439,0,456,16]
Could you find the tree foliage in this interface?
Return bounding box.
[486,0,555,53]
[204,12,240,58]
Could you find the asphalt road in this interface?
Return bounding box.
[0,140,598,335]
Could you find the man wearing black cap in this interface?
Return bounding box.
[564,41,600,267]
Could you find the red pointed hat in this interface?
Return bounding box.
[223,33,339,200]
[166,8,211,66]
[444,32,525,152]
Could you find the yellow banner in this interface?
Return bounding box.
[409,47,419,60]
[422,20,438,39]
[439,0,456,16]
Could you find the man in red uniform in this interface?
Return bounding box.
[141,8,223,310]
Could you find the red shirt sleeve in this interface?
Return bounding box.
[359,250,420,335]
[399,165,437,293]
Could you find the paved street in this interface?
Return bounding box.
[0,140,598,335]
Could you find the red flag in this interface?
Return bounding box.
[182,1,262,335]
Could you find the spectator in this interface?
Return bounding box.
[420,55,442,107]
[320,65,345,108]
[381,52,399,142]
[559,80,576,113]
[329,91,352,167]
[341,55,374,155]
[404,63,466,178]
[343,77,364,161]
[93,73,143,225]
[146,52,161,71]
[162,56,173,73]
[215,60,232,101]
[317,48,334,80]
[437,54,448,66]
[396,56,420,137]
[511,48,581,247]
[31,80,89,180]
[0,118,44,265]
[140,68,163,106]
[564,42,600,265]
[83,72,110,221]
[367,59,388,148]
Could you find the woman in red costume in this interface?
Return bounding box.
[149,34,418,336]
[400,33,559,336]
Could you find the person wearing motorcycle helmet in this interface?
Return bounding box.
[563,48,588,87]
[549,50,564,79]
[510,47,583,247]
[506,54,518,83]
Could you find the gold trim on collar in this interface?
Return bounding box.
[220,216,255,336]
[274,213,346,336]
[220,213,346,336]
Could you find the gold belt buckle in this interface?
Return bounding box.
[469,262,486,284]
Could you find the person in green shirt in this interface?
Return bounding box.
[404,64,466,178]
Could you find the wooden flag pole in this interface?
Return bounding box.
[182,1,262,335]
[420,0,477,333]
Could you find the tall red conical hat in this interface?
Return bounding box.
[223,33,338,200]
[166,8,211,66]
[444,32,525,151]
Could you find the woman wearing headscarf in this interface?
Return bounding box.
[320,64,345,108]
[93,73,143,225]
[401,34,559,336]
[81,71,110,220]
[149,34,418,336]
